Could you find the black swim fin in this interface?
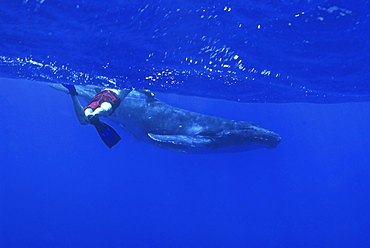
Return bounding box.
[90,117,121,148]
[62,84,78,96]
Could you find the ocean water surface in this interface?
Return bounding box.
[1,0,370,247]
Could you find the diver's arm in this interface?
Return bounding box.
[70,95,89,125]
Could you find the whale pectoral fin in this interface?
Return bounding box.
[148,133,212,147]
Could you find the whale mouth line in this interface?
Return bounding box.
[148,130,281,153]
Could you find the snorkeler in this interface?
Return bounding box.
[63,84,122,148]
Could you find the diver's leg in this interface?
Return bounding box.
[62,84,89,125]
[70,95,89,125]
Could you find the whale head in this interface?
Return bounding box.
[205,122,281,153]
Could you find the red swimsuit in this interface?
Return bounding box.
[84,90,121,112]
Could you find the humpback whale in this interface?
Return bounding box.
[52,84,281,153]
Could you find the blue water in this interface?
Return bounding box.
[1,0,370,247]
[1,0,370,102]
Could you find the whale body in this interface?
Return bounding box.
[52,84,281,153]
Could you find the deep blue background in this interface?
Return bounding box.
[1,78,370,247]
